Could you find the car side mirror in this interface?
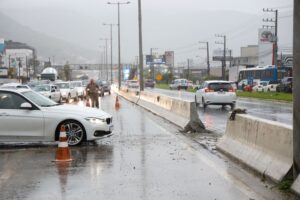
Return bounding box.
[20,102,32,110]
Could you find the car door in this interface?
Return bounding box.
[50,85,59,102]
[69,83,77,98]
[0,91,44,138]
[54,86,61,102]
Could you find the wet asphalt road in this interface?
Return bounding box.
[0,93,293,200]
[145,88,293,134]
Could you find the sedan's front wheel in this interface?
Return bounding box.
[57,120,86,146]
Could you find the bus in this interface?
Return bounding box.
[238,65,292,84]
[41,67,58,81]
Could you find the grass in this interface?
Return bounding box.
[237,91,293,102]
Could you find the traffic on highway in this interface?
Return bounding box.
[0,0,298,199]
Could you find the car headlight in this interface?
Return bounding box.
[85,117,106,124]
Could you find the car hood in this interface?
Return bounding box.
[42,104,111,118]
[38,91,50,95]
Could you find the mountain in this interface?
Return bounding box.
[0,12,98,64]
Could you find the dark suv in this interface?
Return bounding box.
[96,80,111,96]
[277,77,293,93]
[144,79,155,88]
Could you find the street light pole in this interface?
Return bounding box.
[107,1,130,89]
[215,34,226,80]
[103,23,118,83]
[138,0,144,91]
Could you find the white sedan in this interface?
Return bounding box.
[252,81,269,92]
[0,89,113,146]
[195,80,237,109]
[34,84,62,103]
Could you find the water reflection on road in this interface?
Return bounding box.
[146,88,293,135]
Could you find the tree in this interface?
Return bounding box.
[64,63,71,81]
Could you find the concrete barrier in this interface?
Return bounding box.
[116,88,206,133]
[292,176,300,196]
[217,114,292,183]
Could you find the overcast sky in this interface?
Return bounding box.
[0,0,293,65]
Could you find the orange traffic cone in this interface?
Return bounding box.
[55,125,72,162]
[115,95,120,110]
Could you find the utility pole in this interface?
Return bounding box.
[199,41,210,77]
[98,46,105,79]
[103,23,118,83]
[187,59,190,80]
[107,1,130,89]
[229,49,232,68]
[215,34,226,80]
[293,0,300,179]
[138,0,144,91]
[263,8,278,67]
[100,38,109,80]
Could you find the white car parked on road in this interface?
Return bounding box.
[263,80,280,92]
[252,81,269,92]
[169,79,188,90]
[195,80,237,109]
[70,80,86,99]
[34,84,62,103]
[55,81,77,102]
[0,89,113,146]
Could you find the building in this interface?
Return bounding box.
[232,45,258,67]
[2,40,35,80]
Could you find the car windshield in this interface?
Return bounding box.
[82,80,88,87]
[34,85,50,92]
[56,83,70,89]
[22,90,58,107]
[208,83,233,92]
[72,82,82,87]
[261,82,268,86]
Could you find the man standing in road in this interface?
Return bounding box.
[86,79,99,108]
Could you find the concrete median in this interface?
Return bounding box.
[217,114,292,183]
[116,88,205,133]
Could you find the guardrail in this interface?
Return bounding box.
[115,88,206,133]
[217,114,292,183]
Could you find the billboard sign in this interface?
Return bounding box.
[258,28,275,66]
[259,28,276,44]
[122,65,131,80]
[165,51,174,67]
[212,49,233,61]
[0,67,8,77]
[146,54,166,65]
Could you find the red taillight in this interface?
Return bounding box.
[228,89,236,92]
[205,88,214,93]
